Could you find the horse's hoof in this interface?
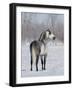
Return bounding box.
[44,68,46,70]
[30,69,32,71]
[36,69,38,71]
[42,68,44,70]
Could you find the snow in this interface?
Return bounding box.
[21,40,64,77]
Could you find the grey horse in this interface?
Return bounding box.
[30,29,56,71]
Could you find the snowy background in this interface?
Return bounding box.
[21,40,64,77]
[21,12,64,77]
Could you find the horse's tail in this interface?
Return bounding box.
[30,42,36,67]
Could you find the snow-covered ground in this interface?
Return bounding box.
[21,40,64,77]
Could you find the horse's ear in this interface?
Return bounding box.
[49,30,51,34]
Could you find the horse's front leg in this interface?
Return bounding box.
[41,56,44,70]
[43,55,47,70]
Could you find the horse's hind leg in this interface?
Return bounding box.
[41,56,44,70]
[30,55,33,71]
[36,55,39,71]
[44,55,47,70]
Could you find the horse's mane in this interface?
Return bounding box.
[38,29,51,42]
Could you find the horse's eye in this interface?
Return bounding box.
[49,31,51,35]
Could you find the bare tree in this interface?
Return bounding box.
[21,12,64,42]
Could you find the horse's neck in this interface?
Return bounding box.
[38,39,46,46]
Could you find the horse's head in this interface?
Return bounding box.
[39,29,56,42]
[46,29,56,40]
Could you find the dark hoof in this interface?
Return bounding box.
[42,67,44,70]
[43,68,46,70]
[30,68,32,71]
[36,69,38,71]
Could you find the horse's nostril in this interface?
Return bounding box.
[53,37,56,40]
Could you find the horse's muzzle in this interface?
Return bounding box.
[53,37,56,40]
